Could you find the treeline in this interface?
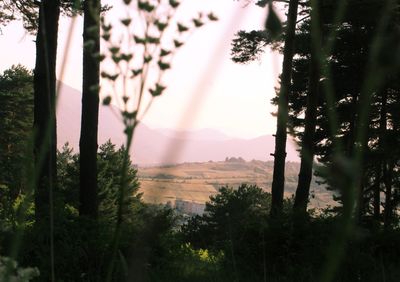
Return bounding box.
[233,0,400,223]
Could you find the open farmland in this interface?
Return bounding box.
[137,159,334,209]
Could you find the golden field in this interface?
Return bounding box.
[137,159,334,209]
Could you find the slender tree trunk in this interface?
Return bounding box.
[33,0,60,222]
[383,161,393,228]
[270,0,299,217]
[374,90,388,220]
[373,170,381,220]
[293,14,320,214]
[33,2,60,281]
[79,0,100,218]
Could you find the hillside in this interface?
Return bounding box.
[137,159,334,210]
[57,83,299,164]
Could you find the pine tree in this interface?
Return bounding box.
[79,0,101,219]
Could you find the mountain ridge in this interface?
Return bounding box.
[57,83,299,165]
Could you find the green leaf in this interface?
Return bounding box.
[173,40,184,48]
[158,61,171,70]
[177,23,189,32]
[149,83,166,97]
[193,18,204,28]
[138,1,155,12]
[133,35,146,44]
[155,20,167,31]
[103,96,112,105]
[122,110,137,120]
[121,18,131,26]
[132,69,143,77]
[112,54,121,63]
[120,53,133,61]
[169,0,180,8]
[102,33,110,41]
[144,55,153,63]
[102,24,112,32]
[160,49,171,57]
[147,36,160,44]
[109,46,120,54]
[207,13,218,21]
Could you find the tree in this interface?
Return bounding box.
[0,65,34,228]
[231,0,302,217]
[288,0,400,223]
[182,184,271,280]
[57,141,141,223]
[270,0,300,217]
[79,0,101,219]
[32,2,61,281]
[293,3,320,214]
[33,0,61,224]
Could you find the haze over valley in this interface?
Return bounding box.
[57,83,300,165]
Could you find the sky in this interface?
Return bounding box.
[0,0,283,139]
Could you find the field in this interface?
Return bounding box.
[137,159,334,209]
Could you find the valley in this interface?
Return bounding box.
[137,159,334,213]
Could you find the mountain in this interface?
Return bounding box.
[56,83,299,165]
[156,128,231,141]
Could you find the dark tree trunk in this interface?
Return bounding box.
[270,0,299,217]
[293,40,319,214]
[383,161,393,228]
[79,0,100,218]
[33,0,60,222]
[373,90,388,220]
[372,170,381,220]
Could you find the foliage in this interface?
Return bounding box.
[231,30,276,63]
[287,0,400,222]
[180,184,400,281]
[0,0,83,34]
[57,141,141,223]
[0,256,39,282]
[0,65,33,231]
[182,184,273,280]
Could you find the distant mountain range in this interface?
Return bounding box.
[57,83,299,165]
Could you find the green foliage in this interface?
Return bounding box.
[180,184,400,281]
[0,256,39,281]
[0,1,84,34]
[0,65,33,231]
[182,184,273,280]
[231,30,271,63]
[286,0,400,221]
[57,141,141,223]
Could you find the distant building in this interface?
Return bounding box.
[175,198,205,215]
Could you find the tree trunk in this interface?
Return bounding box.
[270,0,299,217]
[374,90,388,220]
[383,161,393,228]
[372,170,381,221]
[293,45,319,214]
[33,0,60,223]
[79,0,100,218]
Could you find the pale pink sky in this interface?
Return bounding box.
[0,0,283,138]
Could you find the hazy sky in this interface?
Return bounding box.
[0,0,283,138]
